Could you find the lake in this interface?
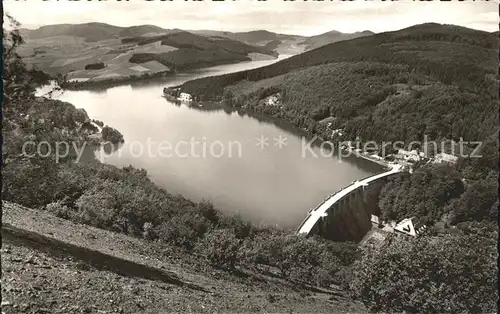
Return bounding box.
[40,56,383,229]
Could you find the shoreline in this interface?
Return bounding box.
[59,55,282,91]
[62,70,176,91]
[168,97,392,171]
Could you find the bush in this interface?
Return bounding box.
[155,212,209,249]
[101,126,124,144]
[92,119,104,127]
[142,222,157,240]
[310,106,330,121]
[198,229,241,269]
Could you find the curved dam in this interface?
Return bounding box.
[297,165,403,242]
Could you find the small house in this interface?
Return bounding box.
[266,95,279,106]
[433,153,458,164]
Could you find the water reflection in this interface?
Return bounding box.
[102,142,124,155]
[160,97,382,173]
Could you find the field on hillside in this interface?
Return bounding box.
[18,36,174,81]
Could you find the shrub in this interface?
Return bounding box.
[310,106,330,121]
[155,212,209,249]
[101,126,124,144]
[198,229,241,269]
[349,233,498,313]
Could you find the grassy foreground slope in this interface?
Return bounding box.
[179,24,498,313]
[2,201,364,313]
[180,23,497,144]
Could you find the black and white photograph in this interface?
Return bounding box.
[1,0,498,313]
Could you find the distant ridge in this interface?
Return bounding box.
[180,22,496,101]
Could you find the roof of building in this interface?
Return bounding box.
[436,152,458,162]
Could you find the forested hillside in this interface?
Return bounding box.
[125,31,278,71]
[122,30,278,55]
[181,23,497,145]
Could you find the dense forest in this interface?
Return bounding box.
[3,18,498,313]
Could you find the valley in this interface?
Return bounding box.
[18,22,379,87]
[3,10,498,313]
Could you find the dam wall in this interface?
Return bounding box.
[297,165,402,242]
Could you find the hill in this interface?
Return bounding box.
[18,23,278,84]
[4,18,498,314]
[190,29,375,53]
[190,29,305,44]
[300,30,374,50]
[123,30,278,71]
[180,23,498,147]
